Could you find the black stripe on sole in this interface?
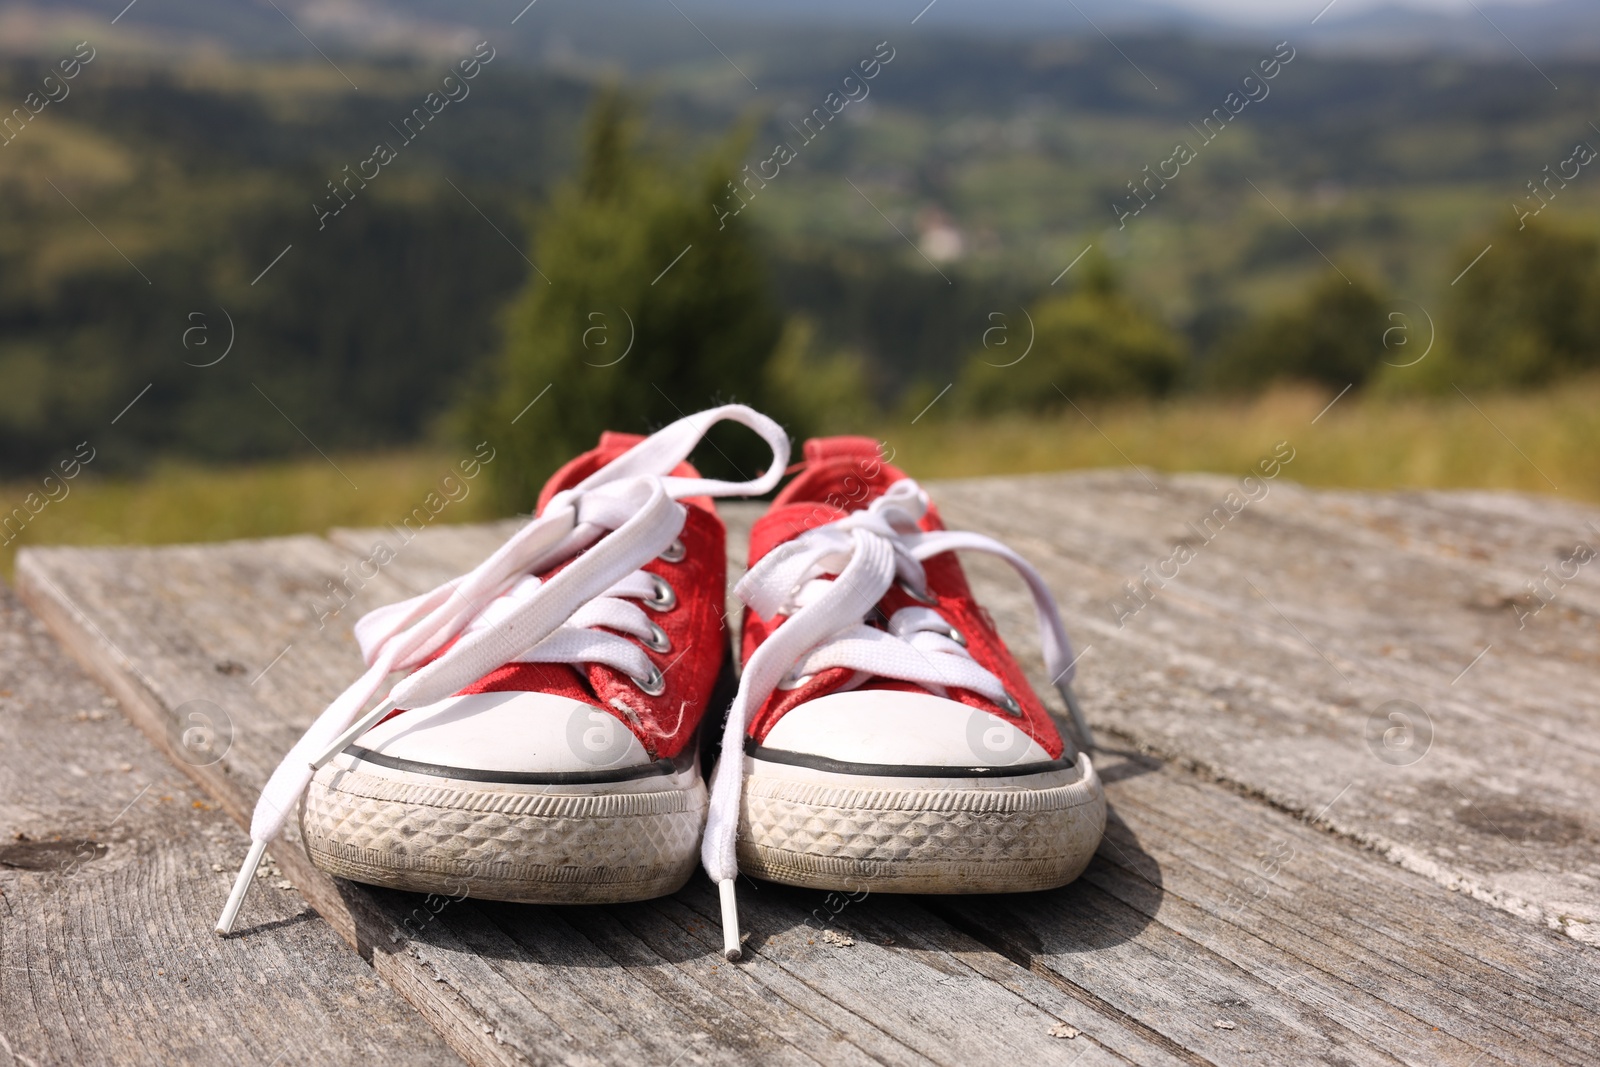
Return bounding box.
[744,740,1075,779]
[340,745,694,786]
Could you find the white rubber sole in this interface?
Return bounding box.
[299,753,707,904]
[735,751,1105,893]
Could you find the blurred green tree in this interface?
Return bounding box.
[958,256,1186,411]
[764,317,877,434]
[1444,219,1600,387]
[466,90,793,510]
[1206,273,1388,392]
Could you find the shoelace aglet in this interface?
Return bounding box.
[216,839,267,936]
[1057,681,1095,752]
[718,879,742,962]
[310,701,396,771]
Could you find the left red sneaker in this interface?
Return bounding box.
[218,405,790,935]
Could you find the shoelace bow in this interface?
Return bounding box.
[703,478,1092,960]
[217,405,791,934]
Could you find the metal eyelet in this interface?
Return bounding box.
[898,580,938,605]
[777,671,814,691]
[659,539,686,563]
[631,666,666,696]
[644,574,677,612]
[945,625,968,647]
[642,622,672,653]
[996,691,1022,716]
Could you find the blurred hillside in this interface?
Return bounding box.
[3,5,1600,477]
[8,1,1600,58]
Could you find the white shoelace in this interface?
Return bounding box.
[217,404,790,934]
[702,478,1093,960]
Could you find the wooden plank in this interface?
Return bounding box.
[12,537,1178,1067]
[13,536,421,942]
[922,472,1600,947]
[325,518,527,595]
[936,748,1600,1067]
[725,492,1600,1064]
[395,511,1597,1067]
[19,473,1600,1067]
[0,582,460,1067]
[328,519,1183,1067]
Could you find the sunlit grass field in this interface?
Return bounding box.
[0,452,502,578]
[3,382,1596,578]
[892,383,1599,494]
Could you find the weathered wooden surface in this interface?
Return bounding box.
[15,531,1169,1067]
[929,472,1600,945]
[14,471,1600,1067]
[0,583,460,1066]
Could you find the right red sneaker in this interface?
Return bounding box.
[702,437,1105,959]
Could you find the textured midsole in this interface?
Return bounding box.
[736,752,1106,893]
[300,758,707,904]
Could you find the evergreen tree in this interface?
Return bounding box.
[959,256,1186,411]
[1206,273,1388,392]
[468,90,789,510]
[1445,219,1600,387]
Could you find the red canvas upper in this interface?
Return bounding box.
[741,436,1066,759]
[392,432,726,762]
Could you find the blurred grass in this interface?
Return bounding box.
[891,382,1600,499]
[0,451,499,578]
[3,382,1596,578]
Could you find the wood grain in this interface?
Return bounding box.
[924,472,1600,946]
[15,471,1600,1066]
[936,748,1600,1067]
[0,582,460,1066]
[14,537,1167,1067]
[390,506,1597,1067]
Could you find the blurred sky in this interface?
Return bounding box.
[1170,0,1557,14]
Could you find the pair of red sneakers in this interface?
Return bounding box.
[218,406,1105,960]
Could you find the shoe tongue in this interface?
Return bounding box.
[599,431,648,451]
[774,436,906,511]
[535,432,708,516]
[801,436,883,466]
[748,503,851,566]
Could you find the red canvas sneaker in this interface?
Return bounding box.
[702,437,1105,959]
[218,405,790,934]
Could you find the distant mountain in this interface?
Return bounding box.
[664,0,1219,34]
[685,0,1600,59]
[0,0,1591,63]
[1305,0,1600,59]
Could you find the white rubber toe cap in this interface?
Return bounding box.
[355,690,652,773]
[761,688,1054,768]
